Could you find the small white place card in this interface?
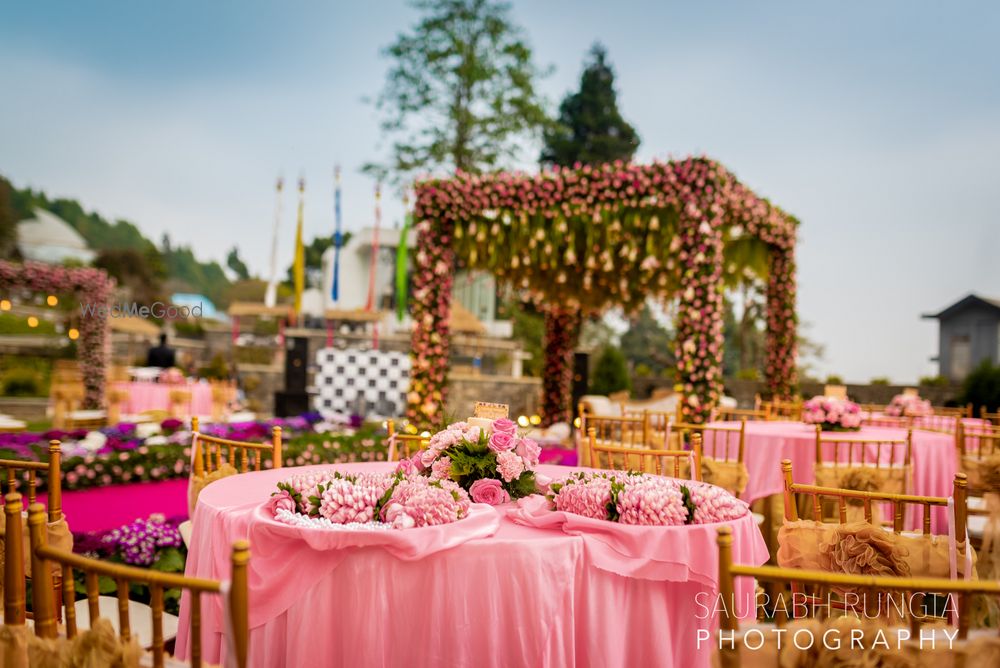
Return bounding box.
[474,402,509,420]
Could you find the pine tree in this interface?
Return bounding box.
[541,44,640,167]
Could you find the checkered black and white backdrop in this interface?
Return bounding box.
[313,347,411,417]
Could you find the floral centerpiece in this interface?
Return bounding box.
[548,471,748,526]
[802,396,862,431]
[272,469,470,530]
[400,416,539,505]
[885,393,932,417]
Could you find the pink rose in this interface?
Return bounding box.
[410,451,427,472]
[395,457,416,476]
[469,478,511,505]
[488,431,516,453]
[515,437,541,467]
[492,418,517,436]
[269,490,296,516]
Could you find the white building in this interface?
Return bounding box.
[320,227,511,337]
[17,209,95,264]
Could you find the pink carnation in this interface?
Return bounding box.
[616,477,688,526]
[552,476,612,520]
[496,450,525,482]
[685,481,749,524]
[430,456,453,481]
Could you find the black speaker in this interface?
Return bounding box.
[571,352,589,419]
[285,336,308,392]
[274,390,310,417]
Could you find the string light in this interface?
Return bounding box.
[27,316,39,328]
[529,415,541,426]
[517,415,530,428]
[46,295,58,306]
[68,328,80,340]
[0,299,10,311]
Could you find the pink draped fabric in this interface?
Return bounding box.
[709,421,957,533]
[176,463,769,668]
[113,381,213,415]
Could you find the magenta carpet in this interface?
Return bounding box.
[38,478,189,534]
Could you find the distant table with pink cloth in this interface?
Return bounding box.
[708,421,957,532]
[176,462,768,668]
[111,381,213,415]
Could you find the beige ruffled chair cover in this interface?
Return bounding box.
[701,458,749,497]
[0,619,144,668]
[0,513,72,601]
[814,464,908,495]
[777,520,976,580]
[712,616,1000,668]
[188,463,239,515]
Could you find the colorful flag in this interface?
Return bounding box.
[331,166,342,302]
[293,178,305,315]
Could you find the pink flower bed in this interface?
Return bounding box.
[549,471,748,526]
[802,396,862,431]
[272,469,470,530]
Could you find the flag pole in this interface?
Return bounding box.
[367,182,382,349]
[264,177,283,308]
[293,177,306,324]
[331,165,343,302]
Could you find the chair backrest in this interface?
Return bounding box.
[386,420,429,461]
[933,403,973,419]
[713,406,769,422]
[0,439,62,522]
[768,398,802,420]
[980,407,1000,425]
[957,422,1000,460]
[587,428,702,479]
[672,421,745,464]
[191,416,282,474]
[782,459,966,535]
[26,502,249,668]
[585,414,647,449]
[814,425,912,475]
[715,526,1000,668]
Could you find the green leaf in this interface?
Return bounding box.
[151,547,185,573]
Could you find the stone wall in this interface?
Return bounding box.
[0,397,48,421]
[445,372,542,422]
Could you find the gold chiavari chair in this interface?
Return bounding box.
[671,421,748,496]
[183,417,283,546]
[715,526,1000,668]
[620,409,677,448]
[26,503,250,668]
[587,427,701,479]
[767,398,802,421]
[209,379,237,423]
[169,388,193,419]
[105,384,130,425]
[814,425,912,494]
[934,403,974,419]
[714,406,770,422]
[386,420,430,461]
[980,407,1000,426]
[583,414,648,468]
[955,422,1000,549]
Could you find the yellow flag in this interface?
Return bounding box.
[293,178,305,314]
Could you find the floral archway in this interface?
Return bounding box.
[408,157,797,426]
[0,261,114,408]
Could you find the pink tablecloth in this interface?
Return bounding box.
[176,463,768,668]
[113,381,213,415]
[708,421,957,532]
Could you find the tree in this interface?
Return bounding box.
[541,44,639,167]
[93,248,167,306]
[366,0,549,182]
[620,304,673,376]
[590,345,631,396]
[226,247,251,281]
[0,176,18,260]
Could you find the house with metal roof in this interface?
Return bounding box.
[923,294,1000,381]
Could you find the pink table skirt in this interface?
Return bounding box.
[176,463,768,668]
[708,421,957,533]
[113,381,213,416]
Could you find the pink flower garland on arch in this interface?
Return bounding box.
[408,157,797,426]
[0,261,113,408]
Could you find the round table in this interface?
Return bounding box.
[175,462,768,668]
[708,421,957,532]
[111,381,213,415]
